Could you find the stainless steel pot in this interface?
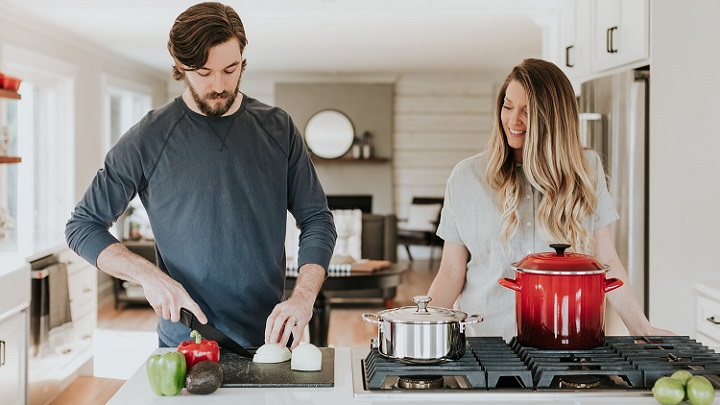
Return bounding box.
[361,295,482,363]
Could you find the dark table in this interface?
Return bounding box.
[285,264,407,347]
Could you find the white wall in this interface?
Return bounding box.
[648,0,720,335]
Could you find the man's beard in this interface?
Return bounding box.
[186,75,241,117]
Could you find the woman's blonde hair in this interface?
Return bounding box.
[486,58,598,253]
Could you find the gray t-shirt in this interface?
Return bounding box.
[66,94,336,347]
[437,150,618,341]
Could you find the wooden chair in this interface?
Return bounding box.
[397,197,444,265]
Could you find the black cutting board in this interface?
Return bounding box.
[220,347,334,387]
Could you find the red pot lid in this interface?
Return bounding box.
[512,244,609,274]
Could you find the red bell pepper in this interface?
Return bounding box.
[177,330,220,369]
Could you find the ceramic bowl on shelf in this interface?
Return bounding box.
[0,73,22,92]
[2,75,22,91]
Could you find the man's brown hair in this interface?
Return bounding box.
[167,2,248,80]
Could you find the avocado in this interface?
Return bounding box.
[184,360,223,395]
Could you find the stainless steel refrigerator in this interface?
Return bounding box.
[578,68,649,335]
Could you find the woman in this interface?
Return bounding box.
[427,58,671,341]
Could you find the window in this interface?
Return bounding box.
[103,76,152,239]
[104,79,151,150]
[0,47,75,262]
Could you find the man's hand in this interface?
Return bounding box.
[265,263,325,348]
[138,270,207,324]
[97,242,207,324]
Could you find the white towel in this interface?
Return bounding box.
[285,209,363,268]
[331,209,362,263]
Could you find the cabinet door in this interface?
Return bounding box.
[592,0,649,72]
[559,0,592,83]
[696,295,720,342]
[0,311,27,405]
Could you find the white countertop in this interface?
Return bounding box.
[108,348,685,404]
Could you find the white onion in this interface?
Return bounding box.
[252,343,291,363]
[290,343,322,371]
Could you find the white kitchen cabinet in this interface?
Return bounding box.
[694,283,720,351]
[0,265,30,405]
[556,0,592,83]
[592,0,649,72]
[0,309,28,405]
[27,246,97,405]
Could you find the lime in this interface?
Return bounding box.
[652,376,686,405]
[671,370,694,386]
[687,375,715,405]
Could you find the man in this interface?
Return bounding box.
[65,2,336,348]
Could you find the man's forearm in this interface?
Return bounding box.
[290,263,325,303]
[96,242,163,285]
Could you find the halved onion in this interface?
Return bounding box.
[252,343,291,363]
[290,343,322,371]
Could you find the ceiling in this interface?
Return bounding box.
[2,0,562,76]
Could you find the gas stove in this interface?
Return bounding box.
[352,336,720,400]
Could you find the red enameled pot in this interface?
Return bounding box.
[498,244,623,349]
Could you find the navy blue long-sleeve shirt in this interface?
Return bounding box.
[66,94,337,347]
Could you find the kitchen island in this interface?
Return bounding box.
[107,347,694,404]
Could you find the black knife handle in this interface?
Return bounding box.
[179,307,195,328]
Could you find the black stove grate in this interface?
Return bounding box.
[363,346,485,389]
[605,336,720,387]
[362,337,532,389]
[510,337,643,388]
[361,336,720,391]
[468,337,533,388]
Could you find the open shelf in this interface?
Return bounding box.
[0,89,21,100]
[0,156,21,164]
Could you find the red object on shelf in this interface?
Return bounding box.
[0,72,22,92]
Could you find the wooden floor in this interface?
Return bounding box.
[51,258,438,404]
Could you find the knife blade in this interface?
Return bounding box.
[179,307,254,358]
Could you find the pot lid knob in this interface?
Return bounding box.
[550,243,571,256]
[412,295,431,313]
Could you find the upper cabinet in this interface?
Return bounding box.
[592,0,649,72]
[546,0,649,89]
[557,0,592,83]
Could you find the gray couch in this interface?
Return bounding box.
[360,213,397,262]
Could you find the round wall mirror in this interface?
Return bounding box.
[304,110,355,159]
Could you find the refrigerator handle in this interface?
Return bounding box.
[578,113,602,149]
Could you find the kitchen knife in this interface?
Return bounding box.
[179,307,254,358]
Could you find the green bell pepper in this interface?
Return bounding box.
[146,351,187,396]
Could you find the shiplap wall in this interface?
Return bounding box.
[392,74,501,222]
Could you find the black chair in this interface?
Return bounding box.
[396,197,444,265]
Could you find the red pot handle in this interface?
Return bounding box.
[604,277,623,293]
[498,278,521,292]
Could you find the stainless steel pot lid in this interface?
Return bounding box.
[375,295,468,323]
